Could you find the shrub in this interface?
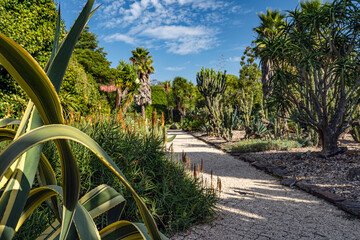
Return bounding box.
[19,116,217,237]
[230,139,302,153]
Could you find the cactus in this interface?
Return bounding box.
[196,67,232,140]
[350,121,360,143]
[239,91,253,129]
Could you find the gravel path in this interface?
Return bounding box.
[167,130,360,240]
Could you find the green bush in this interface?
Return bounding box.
[231,139,302,153]
[20,116,217,237]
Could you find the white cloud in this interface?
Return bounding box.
[228,56,242,62]
[166,66,185,71]
[103,33,137,44]
[167,36,216,55]
[102,0,125,16]
[97,0,243,54]
[141,25,208,39]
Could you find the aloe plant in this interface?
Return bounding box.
[0,1,166,239]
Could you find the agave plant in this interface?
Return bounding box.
[0,1,166,239]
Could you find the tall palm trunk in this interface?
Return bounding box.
[134,76,152,119]
[261,59,273,100]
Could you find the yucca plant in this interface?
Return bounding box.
[0,1,166,239]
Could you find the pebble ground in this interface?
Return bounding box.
[167,130,360,240]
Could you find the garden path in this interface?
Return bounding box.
[167,130,360,240]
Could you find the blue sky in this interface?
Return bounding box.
[59,0,300,84]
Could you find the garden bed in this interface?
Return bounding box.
[190,130,360,217]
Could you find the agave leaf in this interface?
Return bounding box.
[0,129,17,190]
[0,32,79,240]
[99,221,148,240]
[13,101,34,139]
[0,108,44,239]
[79,184,126,219]
[167,135,176,143]
[0,124,161,239]
[0,118,20,128]
[44,6,61,73]
[134,223,169,240]
[0,128,16,141]
[16,185,100,240]
[39,184,127,239]
[0,34,63,125]
[47,0,95,92]
[37,153,61,221]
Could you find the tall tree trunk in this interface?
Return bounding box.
[141,104,145,119]
[261,59,273,100]
[115,88,121,109]
[319,128,340,156]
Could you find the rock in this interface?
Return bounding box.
[347,167,360,181]
[281,178,297,187]
[312,190,345,203]
[296,181,318,193]
[230,152,242,156]
[336,201,360,217]
[239,156,256,163]
[251,161,268,170]
[266,166,290,178]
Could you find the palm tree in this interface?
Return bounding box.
[253,9,286,100]
[129,47,155,118]
[162,80,174,122]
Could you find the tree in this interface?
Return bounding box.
[162,81,176,122]
[0,0,60,117]
[222,74,240,108]
[130,47,155,118]
[253,9,286,100]
[114,60,139,113]
[197,68,232,140]
[74,26,115,84]
[172,77,196,118]
[261,0,360,156]
[61,57,108,116]
[239,46,262,105]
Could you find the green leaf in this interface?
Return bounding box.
[79,184,126,219]
[0,128,16,142]
[47,0,95,92]
[0,34,63,125]
[0,118,20,128]
[0,1,98,239]
[167,135,176,143]
[0,124,161,239]
[39,184,127,239]
[100,221,146,240]
[37,153,61,221]
[16,185,100,240]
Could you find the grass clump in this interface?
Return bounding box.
[16,115,217,238]
[231,139,302,153]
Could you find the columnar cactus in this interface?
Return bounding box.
[196,67,232,140]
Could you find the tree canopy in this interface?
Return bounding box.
[259,0,360,155]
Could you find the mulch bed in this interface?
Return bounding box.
[189,131,360,218]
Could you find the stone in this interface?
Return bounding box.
[239,156,256,163]
[251,161,268,170]
[266,166,290,178]
[281,178,297,187]
[296,181,318,193]
[312,190,345,203]
[230,152,242,156]
[336,201,360,217]
[347,167,360,181]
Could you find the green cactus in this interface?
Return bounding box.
[239,91,253,130]
[196,67,232,140]
[350,122,360,143]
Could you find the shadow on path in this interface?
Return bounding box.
[168,130,360,240]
